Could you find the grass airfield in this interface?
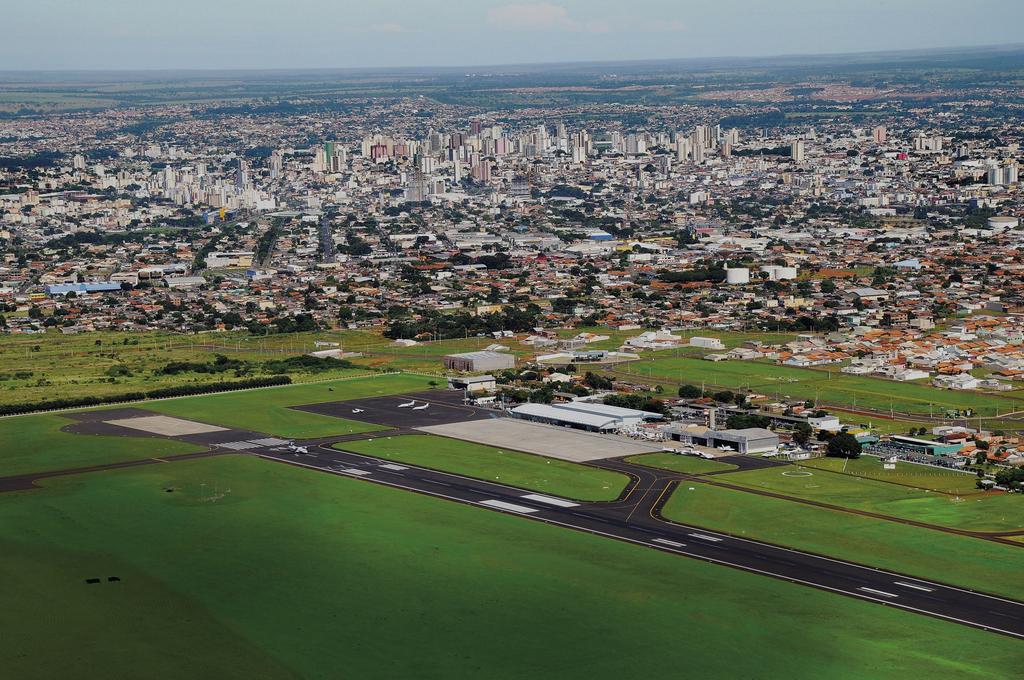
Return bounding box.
[2,454,1021,680]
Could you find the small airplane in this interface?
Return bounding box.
[412,403,430,411]
[352,408,365,414]
[397,400,416,408]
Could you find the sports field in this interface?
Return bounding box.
[800,456,982,494]
[721,465,1024,532]
[0,413,204,477]
[336,434,630,501]
[148,373,432,438]
[624,452,739,474]
[661,481,1024,598]
[627,356,1024,416]
[1,455,1020,678]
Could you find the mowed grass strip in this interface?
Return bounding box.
[624,452,738,475]
[634,356,1023,415]
[149,373,433,438]
[662,481,1024,598]
[0,413,204,477]
[1,455,1020,679]
[337,434,629,501]
[721,465,1024,533]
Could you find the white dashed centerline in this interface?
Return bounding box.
[652,538,686,548]
[340,468,372,476]
[688,533,723,542]
[894,582,934,593]
[520,494,578,508]
[478,499,539,514]
[379,463,409,471]
[858,587,899,598]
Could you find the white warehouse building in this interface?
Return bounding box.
[510,401,663,432]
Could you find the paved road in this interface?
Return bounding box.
[260,442,1024,640]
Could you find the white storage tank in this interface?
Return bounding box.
[725,267,750,284]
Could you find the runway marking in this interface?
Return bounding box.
[379,464,409,471]
[340,468,372,476]
[259,456,1024,640]
[151,457,169,463]
[521,494,578,508]
[858,587,898,598]
[652,538,686,548]
[430,480,452,487]
[688,533,724,542]
[895,581,934,593]
[479,500,539,514]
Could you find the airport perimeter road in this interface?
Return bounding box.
[260,444,1024,640]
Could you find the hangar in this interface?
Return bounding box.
[443,351,515,372]
[510,401,662,433]
[665,424,779,454]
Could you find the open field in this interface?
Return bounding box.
[0,329,386,406]
[624,452,739,474]
[0,413,204,477]
[336,434,630,501]
[2,455,1020,678]
[800,455,984,494]
[626,356,1024,416]
[147,373,431,438]
[721,465,1024,532]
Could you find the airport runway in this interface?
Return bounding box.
[260,441,1024,640]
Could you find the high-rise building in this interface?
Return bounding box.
[791,140,806,163]
[872,126,887,144]
[269,151,283,180]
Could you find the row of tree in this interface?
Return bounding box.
[0,376,292,416]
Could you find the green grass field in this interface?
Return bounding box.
[0,329,389,406]
[2,455,1020,678]
[661,481,1024,599]
[800,456,983,494]
[336,434,629,501]
[148,373,432,438]
[721,464,1024,532]
[624,452,739,474]
[0,413,204,477]
[628,356,1024,416]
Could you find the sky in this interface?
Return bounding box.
[4,0,1024,70]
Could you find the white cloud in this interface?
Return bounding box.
[368,22,412,33]
[485,4,682,35]
[486,3,609,34]
[645,19,685,33]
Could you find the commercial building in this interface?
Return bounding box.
[443,350,515,372]
[510,401,663,432]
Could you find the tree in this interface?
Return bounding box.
[428,380,439,389]
[792,422,813,446]
[826,433,862,459]
[974,450,988,465]
[712,390,734,404]
[678,384,701,399]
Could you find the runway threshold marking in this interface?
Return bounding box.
[520,494,578,508]
[379,464,409,471]
[894,582,934,593]
[479,500,539,514]
[688,532,724,542]
[340,468,372,476]
[652,538,686,548]
[858,587,899,598]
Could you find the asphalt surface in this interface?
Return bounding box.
[260,441,1024,640]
